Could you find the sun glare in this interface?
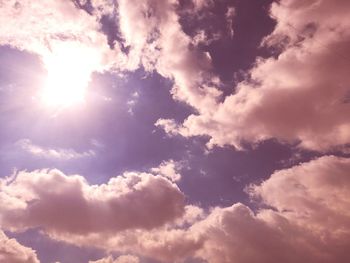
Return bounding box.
[41,42,100,108]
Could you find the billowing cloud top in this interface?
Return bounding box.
[158,0,350,152]
[1,156,350,262]
[0,169,185,235]
[0,230,39,263]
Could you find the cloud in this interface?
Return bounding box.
[3,157,346,263]
[158,0,350,151]
[126,91,140,115]
[116,0,222,111]
[5,0,347,152]
[0,169,185,235]
[191,0,214,12]
[64,154,350,263]
[250,155,350,237]
[190,156,350,263]
[64,226,203,263]
[1,0,223,113]
[155,119,182,136]
[0,0,113,63]
[0,230,39,263]
[151,159,182,182]
[0,0,128,100]
[225,6,235,38]
[195,156,350,263]
[1,155,348,262]
[89,255,139,263]
[90,0,116,18]
[15,139,96,160]
[191,29,221,46]
[1,3,350,262]
[191,204,317,263]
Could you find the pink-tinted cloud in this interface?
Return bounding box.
[0,0,129,102]
[192,204,321,263]
[0,0,114,66]
[90,0,116,18]
[14,139,96,160]
[1,0,223,113]
[0,169,185,235]
[195,156,350,263]
[191,0,214,12]
[6,157,346,263]
[250,155,350,238]
[68,155,350,263]
[151,159,182,182]
[117,0,222,111]
[158,0,350,151]
[2,1,350,263]
[89,255,139,263]
[191,156,350,263]
[0,230,39,263]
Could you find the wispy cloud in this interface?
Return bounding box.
[15,139,95,160]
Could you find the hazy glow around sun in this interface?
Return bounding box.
[41,42,100,108]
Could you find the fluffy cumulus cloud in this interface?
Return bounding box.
[251,155,350,238]
[190,156,350,263]
[194,156,350,263]
[192,204,316,263]
[0,230,39,263]
[0,169,185,236]
[158,0,350,151]
[56,157,350,263]
[141,156,350,263]
[2,157,348,263]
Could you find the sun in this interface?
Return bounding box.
[41,62,86,107]
[40,42,100,108]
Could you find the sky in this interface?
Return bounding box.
[0,0,350,262]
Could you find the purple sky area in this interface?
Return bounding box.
[1,0,350,263]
